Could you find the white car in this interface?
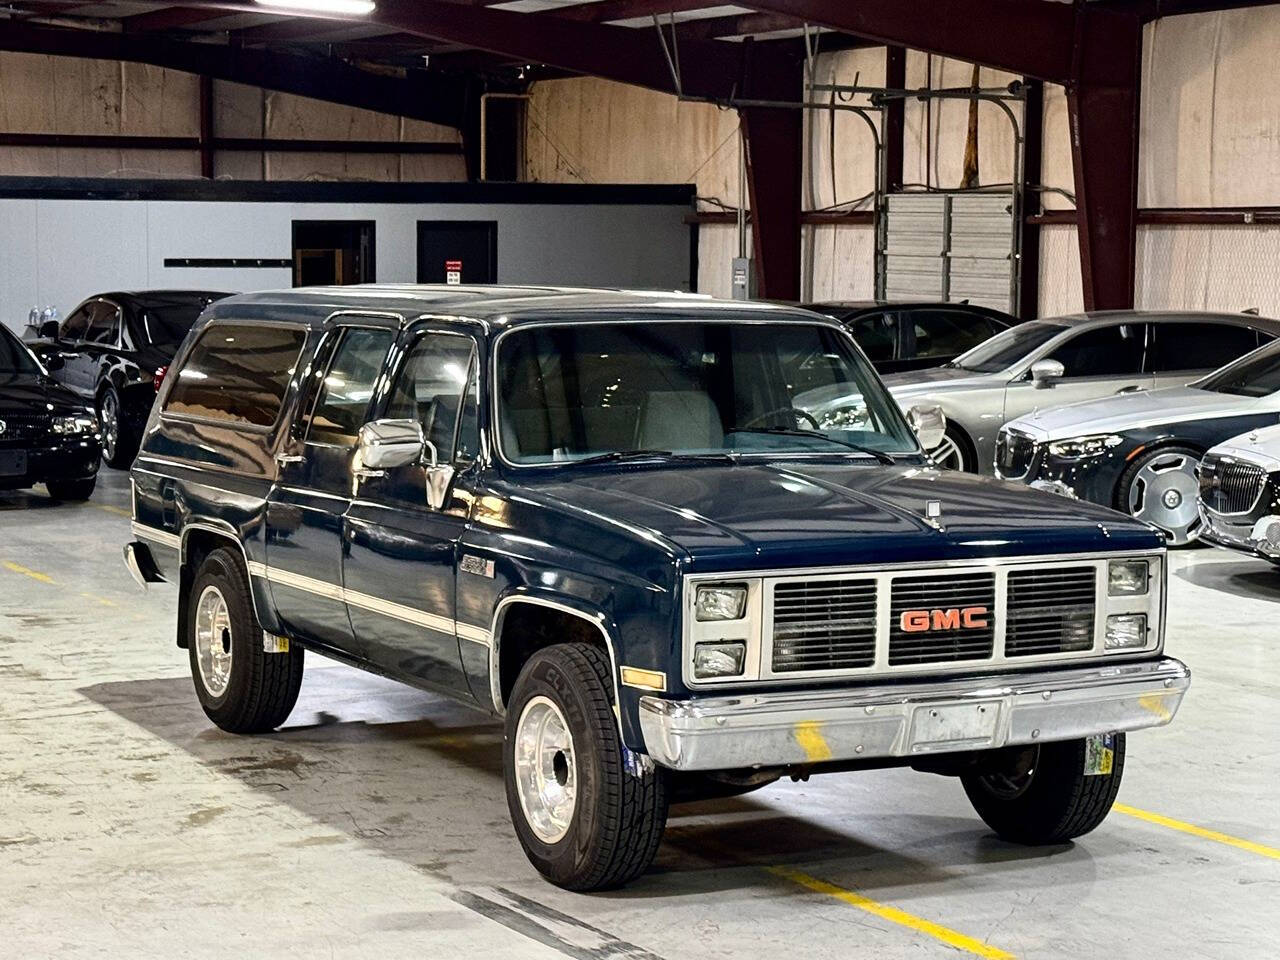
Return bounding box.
[1197,423,1280,564]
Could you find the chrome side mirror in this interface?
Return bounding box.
[358,418,425,471]
[422,439,455,511]
[1030,358,1064,389]
[907,403,947,452]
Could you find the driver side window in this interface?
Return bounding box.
[386,333,479,464]
[1047,324,1148,378]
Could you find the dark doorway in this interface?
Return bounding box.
[417,221,497,285]
[292,220,376,287]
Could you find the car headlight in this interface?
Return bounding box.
[51,414,98,435]
[1047,434,1123,459]
[1105,614,1148,650]
[693,640,747,679]
[1108,559,1149,596]
[695,583,748,621]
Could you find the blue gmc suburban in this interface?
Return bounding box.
[124,286,1189,890]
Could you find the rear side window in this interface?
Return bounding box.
[909,309,997,360]
[1150,323,1260,373]
[165,323,307,428]
[1047,324,1147,377]
[849,312,897,362]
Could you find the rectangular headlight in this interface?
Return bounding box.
[1108,559,1149,596]
[1105,614,1148,650]
[693,640,747,679]
[695,583,748,621]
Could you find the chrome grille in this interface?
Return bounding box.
[995,428,1037,480]
[771,578,876,672]
[888,571,996,665]
[1005,567,1096,656]
[0,413,52,446]
[1199,456,1267,516]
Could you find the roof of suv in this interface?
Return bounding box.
[208,285,831,328]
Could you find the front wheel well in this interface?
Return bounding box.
[496,602,612,710]
[1111,439,1205,510]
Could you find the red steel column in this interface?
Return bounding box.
[741,106,803,301]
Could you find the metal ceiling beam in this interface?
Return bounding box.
[551,0,721,23]
[0,23,477,131]
[672,12,800,41]
[121,6,233,32]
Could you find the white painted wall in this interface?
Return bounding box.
[0,197,692,331]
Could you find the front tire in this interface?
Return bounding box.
[961,734,1125,844]
[45,477,96,501]
[504,643,668,891]
[98,385,139,469]
[1117,445,1202,545]
[929,424,975,473]
[187,547,304,734]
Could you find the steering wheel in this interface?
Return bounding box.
[741,407,821,430]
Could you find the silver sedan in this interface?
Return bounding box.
[883,310,1280,473]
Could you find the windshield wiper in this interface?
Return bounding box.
[567,449,736,466]
[731,428,895,464]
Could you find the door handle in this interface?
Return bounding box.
[275,453,304,466]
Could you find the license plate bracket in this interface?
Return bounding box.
[910,700,1001,753]
[0,450,28,477]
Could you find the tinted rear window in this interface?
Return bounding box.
[165,324,307,427]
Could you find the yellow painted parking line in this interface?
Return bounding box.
[80,592,117,608]
[1114,804,1280,862]
[91,502,132,518]
[2,561,55,584]
[767,866,1015,959]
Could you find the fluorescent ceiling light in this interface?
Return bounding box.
[255,0,376,14]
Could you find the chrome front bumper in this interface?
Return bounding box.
[638,658,1190,771]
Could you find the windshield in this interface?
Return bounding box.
[1195,340,1280,397]
[952,321,1066,373]
[132,294,226,346]
[0,325,41,375]
[496,321,917,465]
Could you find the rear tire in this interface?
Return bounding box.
[187,546,304,734]
[45,477,96,501]
[961,734,1125,844]
[504,643,668,891]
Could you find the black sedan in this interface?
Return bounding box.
[805,300,1018,374]
[1,323,100,500]
[28,290,229,467]
[997,339,1280,545]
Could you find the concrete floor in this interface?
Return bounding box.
[2,469,1278,960]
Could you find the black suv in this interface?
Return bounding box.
[807,300,1017,374]
[28,290,230,467]
[0,323,100,500]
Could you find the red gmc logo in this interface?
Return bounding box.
[900,606,989,632]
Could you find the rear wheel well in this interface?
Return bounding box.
[497,603,611,710]
[177,529,245,648]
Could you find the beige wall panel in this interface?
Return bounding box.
[805,224,876,301]
[120,62,198,136]
[804,48,884,212]
[1040,83,1075,211]
[526,77,740,203]
[265,151,400,181]
[1039,225,1085,317]
[697,224,748,300]
[265,91,399,140]
[400,154,468,181]
[213,151,265,180]
[401,117,465,145]
[213,80,265,139]
[903,53,1021,191]
[1141,8,1280,207]
[1137,225,1280,314]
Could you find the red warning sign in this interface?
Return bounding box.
[445,259,462,285]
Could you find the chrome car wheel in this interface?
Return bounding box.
[929,433,967,471]
[1126,450,1202,545]
[98,391,119,462]
[513,695,578,844]
[193,584,234,698]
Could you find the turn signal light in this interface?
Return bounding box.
[153,366,168,392]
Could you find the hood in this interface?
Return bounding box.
[1207,422,1280,471]
[0,372,85,415]
[883,366,995,398]
[510,460,1158,571]
[1007,386,1258,442]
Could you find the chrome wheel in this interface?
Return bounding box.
[929,432,968,471]
[99,391,119,463]
[513,695,578,844]
[1126,450,1202,545]
[193,585,234,698]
